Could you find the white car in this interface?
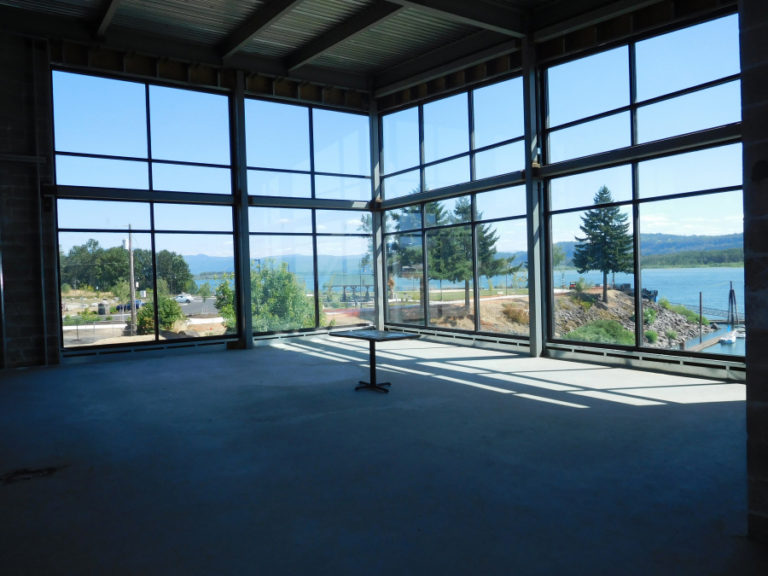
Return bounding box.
[174,294,192,303]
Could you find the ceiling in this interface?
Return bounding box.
[0,0,715,98]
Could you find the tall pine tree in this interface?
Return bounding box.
[572,186,633,303]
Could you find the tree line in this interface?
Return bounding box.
[59,239,194,296]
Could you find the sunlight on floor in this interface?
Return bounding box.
[275,337,745,408]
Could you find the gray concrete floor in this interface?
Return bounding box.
[1,337,766,575]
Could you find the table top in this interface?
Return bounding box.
[329,328,420,342]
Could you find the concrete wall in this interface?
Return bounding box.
[0,32,58,368]
[741,0,768,542]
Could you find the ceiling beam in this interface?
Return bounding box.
[220,0,305,60]
[386,0,526,38]
[374,31,519,98]
[533,0,663,42]
[95,0,123,38]
[285,1,402,71]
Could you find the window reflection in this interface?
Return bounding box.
[637,81,741,143]
[638,192,743,356]
[56,156,149,190]
[548,113,630,163]
[152,163,231,195]
[312,109,370,176]
[382,107,420,174]
[473,78,524,147]
[423,93,469,163]
[53,71,147,158]
[245,100,310,171]
[248,170,311,198]
[385,232,424,325]
[427,224,474,329]
[149,86,230,165]
[249,207,312,234]
[550,166,632,211]
[317,236,374,328]
[547,47,629,127]
[635,14,740,101]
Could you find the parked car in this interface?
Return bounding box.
[174,293,192,303]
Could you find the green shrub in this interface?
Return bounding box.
[136,298,184,335]
[61,283,72,294]
[665,330,678,341]
[643,308,657,325]
[565,320,634,346]
[644,330,658,344]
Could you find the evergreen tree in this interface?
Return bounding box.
[572,186,633,303]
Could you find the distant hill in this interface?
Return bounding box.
[185,232,744,276]
[553,233,742,264]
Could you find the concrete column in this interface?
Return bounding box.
[741,0,768,542]
[0,33,57,368]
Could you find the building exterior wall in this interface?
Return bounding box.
[741,0,768,542]
[0,32,58,368]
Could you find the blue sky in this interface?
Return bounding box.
[53,14,741,258]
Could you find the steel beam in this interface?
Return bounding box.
[386,0,526,38]
[96,0,123,38]
[220,0,305,60]
[285,2,402,71]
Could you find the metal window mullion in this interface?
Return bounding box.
[231,72,252,345]
[308,107,320,328]
[418,105,425,194]
[523,36,544,357]
[468,90,476,182]
[370,99,385,329]
[472,222,481,333]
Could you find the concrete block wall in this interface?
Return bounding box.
[741,0,768,543]
[0,32,58,368]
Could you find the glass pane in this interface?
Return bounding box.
[427,224,474,329]
[638,144,742,199]
[473,77,524,148]
[636,15,740,101]
[155,233,236,338]
[56,155,149,189]
[477,219,529,336]
[152,163,231,195]
[150,86,230,165]
[475,141,524,179]
[249,235,316,332]
[245,100,310,171]
[476,186,527,220]
[638,191,743,356]
[248,170,311,198]
[383,169,421,200]
[550,203,636,345]
[57,199,150,230]
[249,207,312,234]
[52,71,147,158]
[382,107,420,174]
[386,232,424,325]
[423,93,469,163]
[548,112,630,163]
[550,165,632,211]
[547,47,629,127]
[637,82,741,144]
[316,210,369,235]
[385,205,422,233]
[154,204,233,232]
[314,175,371,201]
[317,236,374,328]
[424,156,470,191]
[59,231,155,348]
[425,196,471,227]
[313,109,370,176]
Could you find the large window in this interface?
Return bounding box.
[381,77,525,200]
[545,14,743,357]
[245,99,374,333]
[384,186,529,337]
[53,72,237,348]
